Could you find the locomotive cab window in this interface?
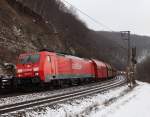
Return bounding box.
[47,56,51,63]
[19,54,40,64]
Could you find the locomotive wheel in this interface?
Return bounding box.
[86,78,92,83]
[39,81,46,91]
[79,78,85,85]
[58,80,63,88]
[68,79,73,86]
[52,80,62,89]
[77,79,82,85]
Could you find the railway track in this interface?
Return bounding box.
[0,78,116,101]
[0,76,117,98]
[0,76,126,115]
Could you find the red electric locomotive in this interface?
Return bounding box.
[15,51,116,87]
[16,51,95,86]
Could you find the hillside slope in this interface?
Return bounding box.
[0,0,60,62]
[98,31,150,59]
[0,0,126,69]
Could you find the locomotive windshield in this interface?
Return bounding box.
[19,54,40,64]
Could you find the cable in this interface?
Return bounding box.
[62,0,114,31]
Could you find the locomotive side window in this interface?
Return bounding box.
[47,56,51,63]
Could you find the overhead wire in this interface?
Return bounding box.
[62,0,114,31]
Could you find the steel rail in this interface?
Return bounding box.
[0,76,126,115]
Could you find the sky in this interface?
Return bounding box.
[62,0,150,36]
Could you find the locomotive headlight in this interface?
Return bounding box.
[35,72,39,76]
[33,67,39,72]
[17,69,23,73]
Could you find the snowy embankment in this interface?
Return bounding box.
[24,81,150,117]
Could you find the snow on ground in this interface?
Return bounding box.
[95,81,150,117]
[22,81,150,117]
[0,80,107,106]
